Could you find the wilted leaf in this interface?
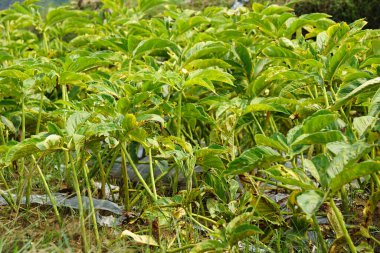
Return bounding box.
[121,229,159,246]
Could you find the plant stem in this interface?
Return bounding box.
[35,91,44,134]
[340,186,350,214]
[32,155,62,226]
[330,198,357,253]
[177,91,182,138]
[312,214,328,253]
[191,213,218,225]
[166,244,196,253]
[82,161,101,249]
[148,148,157,200]
[67,150,89,253]
[120,142,130,209]
[96,153,106,199]
[123,144,157,201]
[321,82,330,107]
[252,113,265,135]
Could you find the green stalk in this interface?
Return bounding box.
[67,150,89,253]
[177,91,182,138]
[32,155,62,226]
[312,214,328,253]
[321,83,330,108]
[96,153,106,199]
[21,97,25,141]
[330,198,357,253]
[42,30,49,54]
[166,244,196,253]
[0,125,5,145]
[82,161,100,248]
[252,113,265,135]
[148,148,157,200]
[35,91,44,134]
[0,189,16,212]
[340,186,350,214]
[120,142,130,209]
[129,164,175,207]
[122,144,157,201]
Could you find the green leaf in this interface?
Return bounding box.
[265,165,316,190]
[319,22,350,54]
[227,146,283,174]
[326,141,373,185]
[121,229,158,246]
[133,38,180,57]
[36,134,62,151]
[296,190,324,218]
[327,44,364,81]
[261,4,293,15]
[263,46,301,60]
[183,41,228,65]
[360,55,380,68]
[1,116,16,133]
[136,114,165,125]
[227,223,263,246]
[368,87,380,116]
[5,138,41,163]
[137,0,167,13]
[184,78,216,93]
[353,116,377,137]
[330,161,380,192]
[302,111,338,133]
[66,111,91,135]
[187,68,235,86]
[189,240,226,253]
[254,134,288,152]
[0,69,29,81]
[291,131,345,146]
[85,122,120,137]
[65,57,108,73]
[128,128,147,144]
[331,77,380,110]
[250,195,284,225]
[182,59,230,71]
[45,8,80,26]
[245,103,289,115]
[235,42,252,81]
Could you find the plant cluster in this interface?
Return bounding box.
[0,0,379,252]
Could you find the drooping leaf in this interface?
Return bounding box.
[368,87,380,116]
[5,138,42,163]
[296,190,324,218]
[326,141,373,183]
[235,42,253,80]
[265,165,317,190]
[227,146,283,174]
[330,161,380,192]
[36,134,63,151]
[66,111,91,135]
[331,77,380,110]
[254,134,288,152]
[353,116,377,137]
